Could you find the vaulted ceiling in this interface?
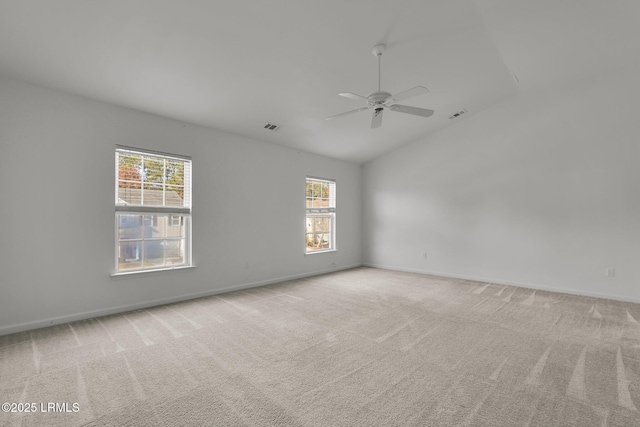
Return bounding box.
[1,0,638,163]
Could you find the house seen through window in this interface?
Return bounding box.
[305,177,336,253]
[115,147,192,273]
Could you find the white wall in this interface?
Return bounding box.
[0,76,362,334]
[363,63,640,302]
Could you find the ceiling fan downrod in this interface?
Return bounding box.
[371,44,385,92]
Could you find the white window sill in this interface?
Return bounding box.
[110,265,196,279]
[305,249,337,255]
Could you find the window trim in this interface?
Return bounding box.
[110,264,196,278]
[114,146,193,274]
[305,176,336,254]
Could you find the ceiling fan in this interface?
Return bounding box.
[325,44,434,128]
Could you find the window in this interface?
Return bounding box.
[115,147,192,273]
[305,177,336,253]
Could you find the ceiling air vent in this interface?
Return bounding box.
[449,109,467,120]
[263,123,283,131]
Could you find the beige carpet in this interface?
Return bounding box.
[1,267,640,426]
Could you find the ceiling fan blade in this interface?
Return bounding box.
[371,108,384,129]
[390,86,429,102]
[338,92,368,102]
[325,106,370,120]
[389,104,434,118]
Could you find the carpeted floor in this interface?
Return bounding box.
[1,267,640,426]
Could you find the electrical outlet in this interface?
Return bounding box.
[605,268,615,277]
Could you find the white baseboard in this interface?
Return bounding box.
[363,263,640,304]
[0,264,362,336]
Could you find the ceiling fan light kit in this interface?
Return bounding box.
[326,44,435,128]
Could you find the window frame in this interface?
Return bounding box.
[305,176,336,254]
[114,146,193,275]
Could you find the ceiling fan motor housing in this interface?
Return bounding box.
[368,91,393,107]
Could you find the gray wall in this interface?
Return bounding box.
[0,77,362,334]
[363,63,640,302]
